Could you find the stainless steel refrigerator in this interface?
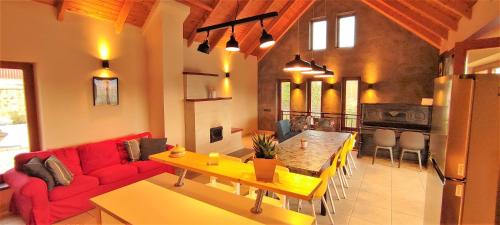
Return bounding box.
[424,74,499,225]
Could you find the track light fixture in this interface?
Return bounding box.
[259,19,275,48]
[226,26,240,52]
[195,12,278,54]
[197,31,210,54]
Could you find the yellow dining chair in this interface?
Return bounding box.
[328,151,345,202]
[205,154,241,195]
[245,161,289,209]
[297,169,335,225]
[347,132,358,170]
[337,138,351,188]
[344,132,358,177]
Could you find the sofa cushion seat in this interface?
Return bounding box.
[49,175,99,201]
[89,164,138,185]
[130,161,164,173]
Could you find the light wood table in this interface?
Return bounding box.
[91,173,315,225]
[277,130,351,215]
[150,151,321,214]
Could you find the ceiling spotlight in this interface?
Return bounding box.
[259,19,275,48]
[283,54,312,72]
[226,26,240,52]
[301,60,324,74]
[197,31,210,54]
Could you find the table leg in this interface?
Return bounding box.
[250,189,265,214]
[175,169,187,187]
[321,192,327,215]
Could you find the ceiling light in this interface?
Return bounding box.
[259,19,275,48]
[302,60,324,74]
[283,54,312,72]
[314,65,334,77]
[226,26,240,52]
[197,31,210,54]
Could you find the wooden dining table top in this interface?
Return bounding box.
[277,130,351,175]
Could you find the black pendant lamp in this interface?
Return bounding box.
[259,19,275,48]
[283,54,312,72]
[197,31,210,54]
[314,65,334,78]
[284,18,311,72]
[226,25,240,52]
[302,60,324,74]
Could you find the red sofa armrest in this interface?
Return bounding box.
[4,169,50,225]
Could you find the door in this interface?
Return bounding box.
[277,80,291,120]
[342,77,360,130]
[0,62,39,173]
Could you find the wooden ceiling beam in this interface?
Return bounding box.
[430,0,473,19]
[179,0,214,12]
[57,0,67,21]
[187,0,221,47]
[398,0,458,31]
[208,0,251,52]
[362,0,441,48]
[115,0,134,33]
[380,0,448,39]
[255,0,315,60]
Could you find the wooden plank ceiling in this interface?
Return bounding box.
[361,0,477,48]
[33,0,477,58]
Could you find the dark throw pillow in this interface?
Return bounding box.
[22,157,56,190]
[139,138,167,160]
[124,139,141,162]
[45,155,73,186]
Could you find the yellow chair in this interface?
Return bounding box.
[297,169,335,225]
[245,161,289,209]
[328,151,345,203]
[345,132,358,176]
[337,137,351,188]
[205,155,241,195]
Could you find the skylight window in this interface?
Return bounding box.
[311,20,327,50]
[338,15,356,48]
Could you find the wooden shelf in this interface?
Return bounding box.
[183,71,219,77]
[185,97,232,102]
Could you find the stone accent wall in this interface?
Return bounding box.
[258,0,439,131]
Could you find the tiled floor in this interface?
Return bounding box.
[0,153,427,225]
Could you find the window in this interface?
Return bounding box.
[310,19,327,50]
[337,14,356,48]
[494,67,500,74]
[308,80,323,118]
[278,80,291,120]
[342,78,360,129]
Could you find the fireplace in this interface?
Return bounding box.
[210,126,223,143]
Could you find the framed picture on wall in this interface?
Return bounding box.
[93,77,119,106]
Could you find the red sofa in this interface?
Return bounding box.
[3,132,175,225]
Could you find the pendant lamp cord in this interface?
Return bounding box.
[311,3,315,61]
[297,16,300,54]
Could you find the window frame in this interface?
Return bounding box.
[307,79,324,117]
[309,17,328,51]
[277,79,291,121]
[336,12,356,48]
[341,77,361,130]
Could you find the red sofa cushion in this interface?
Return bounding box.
[113,132,152,164]
[49,175,99,201]
[77,140,121,174]
[89,164,138,185]
[14,147,83,175]
[130,161,166,173]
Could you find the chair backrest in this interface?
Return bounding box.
[400,131,425,150]
[275,120,291,140]
[328,151,341,178]
[338,138,351,167]
[374,129,396,147]
[313,168,331,199]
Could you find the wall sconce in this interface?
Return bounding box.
[328,84,335,89]
[225,72,230,78]
[293,83,301,89]
[102,60,110,69]
[367,83,374,89]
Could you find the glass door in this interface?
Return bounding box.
[0,62,39,173]
[278,80,291,120]
[342,77,360,130]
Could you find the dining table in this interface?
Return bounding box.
[277,130,351,215]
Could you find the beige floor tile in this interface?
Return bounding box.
[392,211,423,225]
[392,196,425,217]
[86,208,99,218]
[356,190,391,210]
[348,216,379,225]
[351,202,391,225]
[0,214,24,225]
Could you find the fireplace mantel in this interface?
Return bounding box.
[185,97,232,102]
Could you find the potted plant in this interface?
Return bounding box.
[252,133,278,182]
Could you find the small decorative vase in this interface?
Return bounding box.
[253,158,277,182]
[301,139,308,149]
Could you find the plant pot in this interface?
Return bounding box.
[253,158,277,182]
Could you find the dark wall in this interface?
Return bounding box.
[258,0,440,131]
